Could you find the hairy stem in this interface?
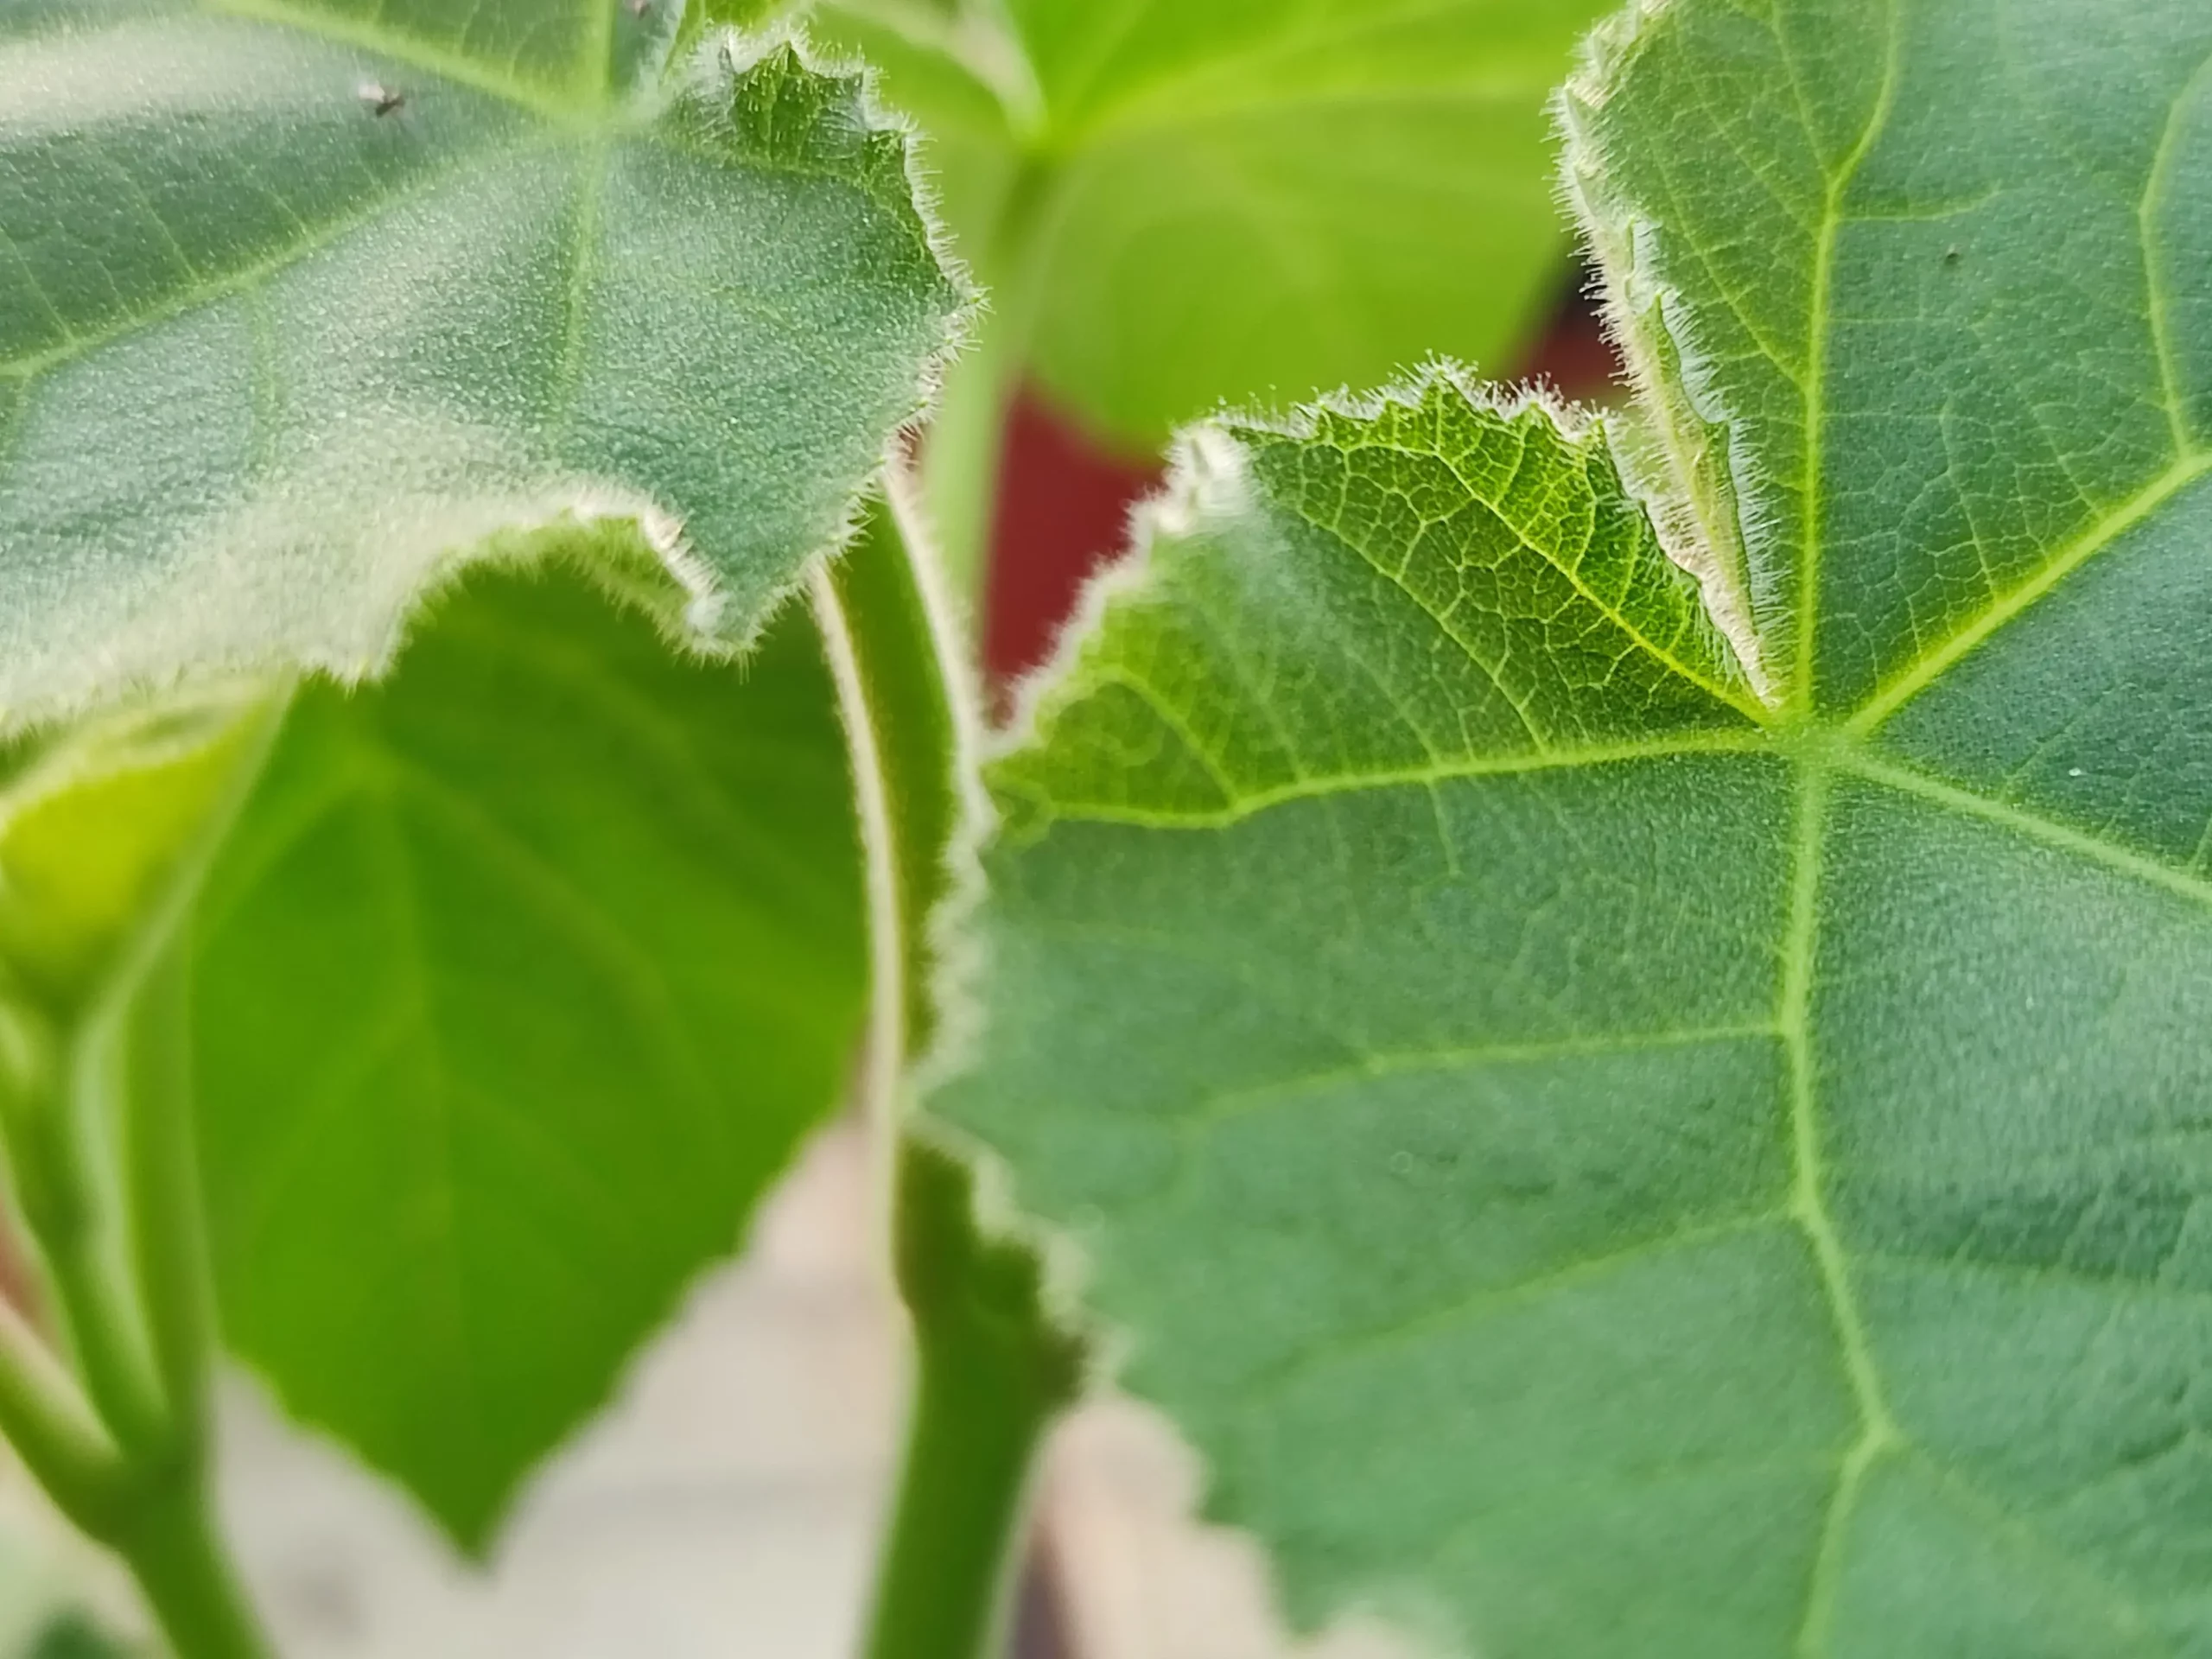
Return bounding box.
[823,486,1082,1659]
[866,1142,1080,1659]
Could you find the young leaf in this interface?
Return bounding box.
[999,0,1615,447]
[0,0,963,730]
[815,0,1611,450]
[190,556,868,1548]
[933,2,2212,1653]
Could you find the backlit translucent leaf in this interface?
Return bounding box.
[933,1,2212,1652]
[192,556,867,1547]
[1000,0,1615,446]
[813,0,1609,449]
[0,0,963,732]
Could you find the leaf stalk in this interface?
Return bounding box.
[822,489,1080,1659]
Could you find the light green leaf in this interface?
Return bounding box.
[191,554,868,1548]
[0,0,963,733]
[999,0,1612,446]
[933,1,2212,1653]
[816,0,1608,451]
[1,685,279,1020]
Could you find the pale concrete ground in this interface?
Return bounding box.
[0,1122,1412,1659]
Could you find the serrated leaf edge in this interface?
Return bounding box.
[0,20,981,753]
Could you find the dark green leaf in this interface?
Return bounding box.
[934,2,2212,1652]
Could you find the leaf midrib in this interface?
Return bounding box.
[1789,0,1902,714]
[1020,721,2192,1651]
[1020,714,2212,920]
[1780,752,1894,1656]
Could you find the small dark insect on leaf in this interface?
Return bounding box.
[357,80,405,118]
[1944,245,1962,264]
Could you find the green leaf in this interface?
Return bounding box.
[932,1,2212,1653]
[191,555,867,1548]
[817,0,1610,450]
[1001,0,1614,445]
[0,0,963,732]
[1016,0,1624,446]
[0,686,280,1020]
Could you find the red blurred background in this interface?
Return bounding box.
[976,274,1623,709]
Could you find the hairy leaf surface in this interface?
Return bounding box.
[0,0,963,732]
[934,1,2212,1652]
[0,0,962,1550]
[815,0,1608,448]
[193,559,867,1546]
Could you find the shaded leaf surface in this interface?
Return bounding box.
[193,561,868,1547]
[0,0,963,729]
[934,2,2212,1652]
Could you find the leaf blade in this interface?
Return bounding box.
[192,560,869,1547]
[0,10,963,728]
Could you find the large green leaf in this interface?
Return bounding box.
[815,0,1609,450]
[933,1,2212,1652]
[0,0,963,732]
[192,556,868,1548]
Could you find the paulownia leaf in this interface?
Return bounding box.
[933,0,2212,1652]
[812,0,1611,449]
[0,0,963,732]
[191,555,867,1547]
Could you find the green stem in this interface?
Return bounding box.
[5,1005,173,1459]
[865,1144,1079,1659]
[0,1296,124,1531]
[922,154,1056,608]
[822,490,1082,1659]
[0,692,285,1658]
[124,945,217,1430]
[819,485,971,1055]
[109,1463,269,1659]
[922,300,1020,606]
